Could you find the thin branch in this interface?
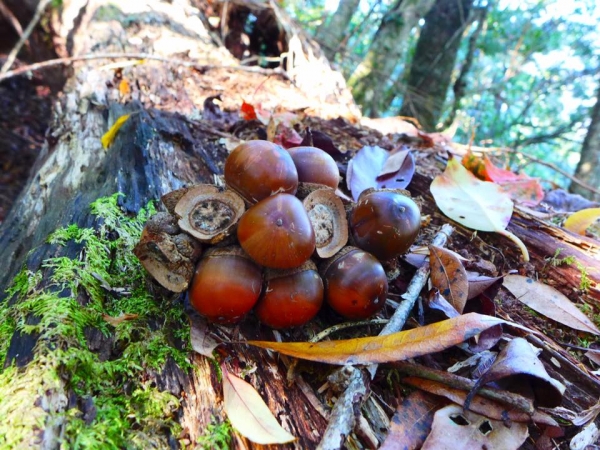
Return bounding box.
[0,0,51,74]
[393,361,535,414]
[317,224,454,450]
[0,0,24,37]
[0,52,288,83]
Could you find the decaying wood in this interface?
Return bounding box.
[2,0,600,448]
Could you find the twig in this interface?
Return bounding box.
[0,0,24,38]
[317,224,454,450]
[0,0,51,74]
[393,361,534,414]
[0,52,289,83]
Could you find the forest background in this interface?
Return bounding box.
[285,0,600,200]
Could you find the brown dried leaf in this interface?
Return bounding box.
[503,275,600,335]
[426,289,460,319]
[429,245,469,313]
[421,404,528,450]
[467,274,503,300]
[380,390,442,450]
[222,367,296,445]
[466,337,565,409]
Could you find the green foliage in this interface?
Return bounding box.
[0,194,193,449]
[197,417,233,450]
[288,0,600,189]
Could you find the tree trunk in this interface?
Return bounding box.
[348,0,436,117]
[399,0,474,130]
[315,0,360,61]
[571,80,600,201]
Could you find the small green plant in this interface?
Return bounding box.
[197,417,233,450]
[544,248,592,292]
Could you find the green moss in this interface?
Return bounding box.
[0,194,193,449]
[197,417,232,450]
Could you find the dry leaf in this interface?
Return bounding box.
[467,274,503,300]
[222,367,296,445]
[119,79,131,96]
[189,315,219,358]
[429,245,469,313]
[426,289,460,319]
[421,404,528,450]
[248,313,515,365]
[403,377,557,426]
[380,390,442,450]
[101,113,131,149]
[563,208,600,235]
[346,145,415,201]
[465,337,565,409]
[503,275,600,335]
[377,149,409,178]
[430,157,529,261]
[102,313,138,326]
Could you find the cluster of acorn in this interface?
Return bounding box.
[134,140,421,329]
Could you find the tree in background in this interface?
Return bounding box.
[315,0,361,61]
[348,0,436,117]
[571,79,600,200]
[398,0,475,130]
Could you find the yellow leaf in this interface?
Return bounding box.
[247,313,506,365]
[563,208,600,235]
[430,157,529,261]
[119,79,131,96]
[101,113,131,149]
[222,368,296,445]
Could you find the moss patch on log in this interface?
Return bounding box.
[0,194,192,448]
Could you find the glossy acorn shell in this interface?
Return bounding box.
[237,193,316,269]
[255,261,324,329]
[224,140,298,203]
[189,246,262,324]
[322,247,388,319]
[287,146,340,189]
[349,189,421,261]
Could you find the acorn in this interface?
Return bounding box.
[321,247,388,319]
[287,146,339,189]
[255,260,324,329]
[224,140,298,203]
[349,188,421,261]
[237,193,316,269]
[189,246,262,324]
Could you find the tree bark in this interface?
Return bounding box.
[571,79,600,201]
[315,0,360,61]
[349,0,436,118]
[399,0,474,130]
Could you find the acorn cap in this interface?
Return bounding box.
[174,185,245,244]
[133,228,202,292]
[303,189,348,259]
[161,187,193,215]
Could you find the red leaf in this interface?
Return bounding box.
[240,101,257,121]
